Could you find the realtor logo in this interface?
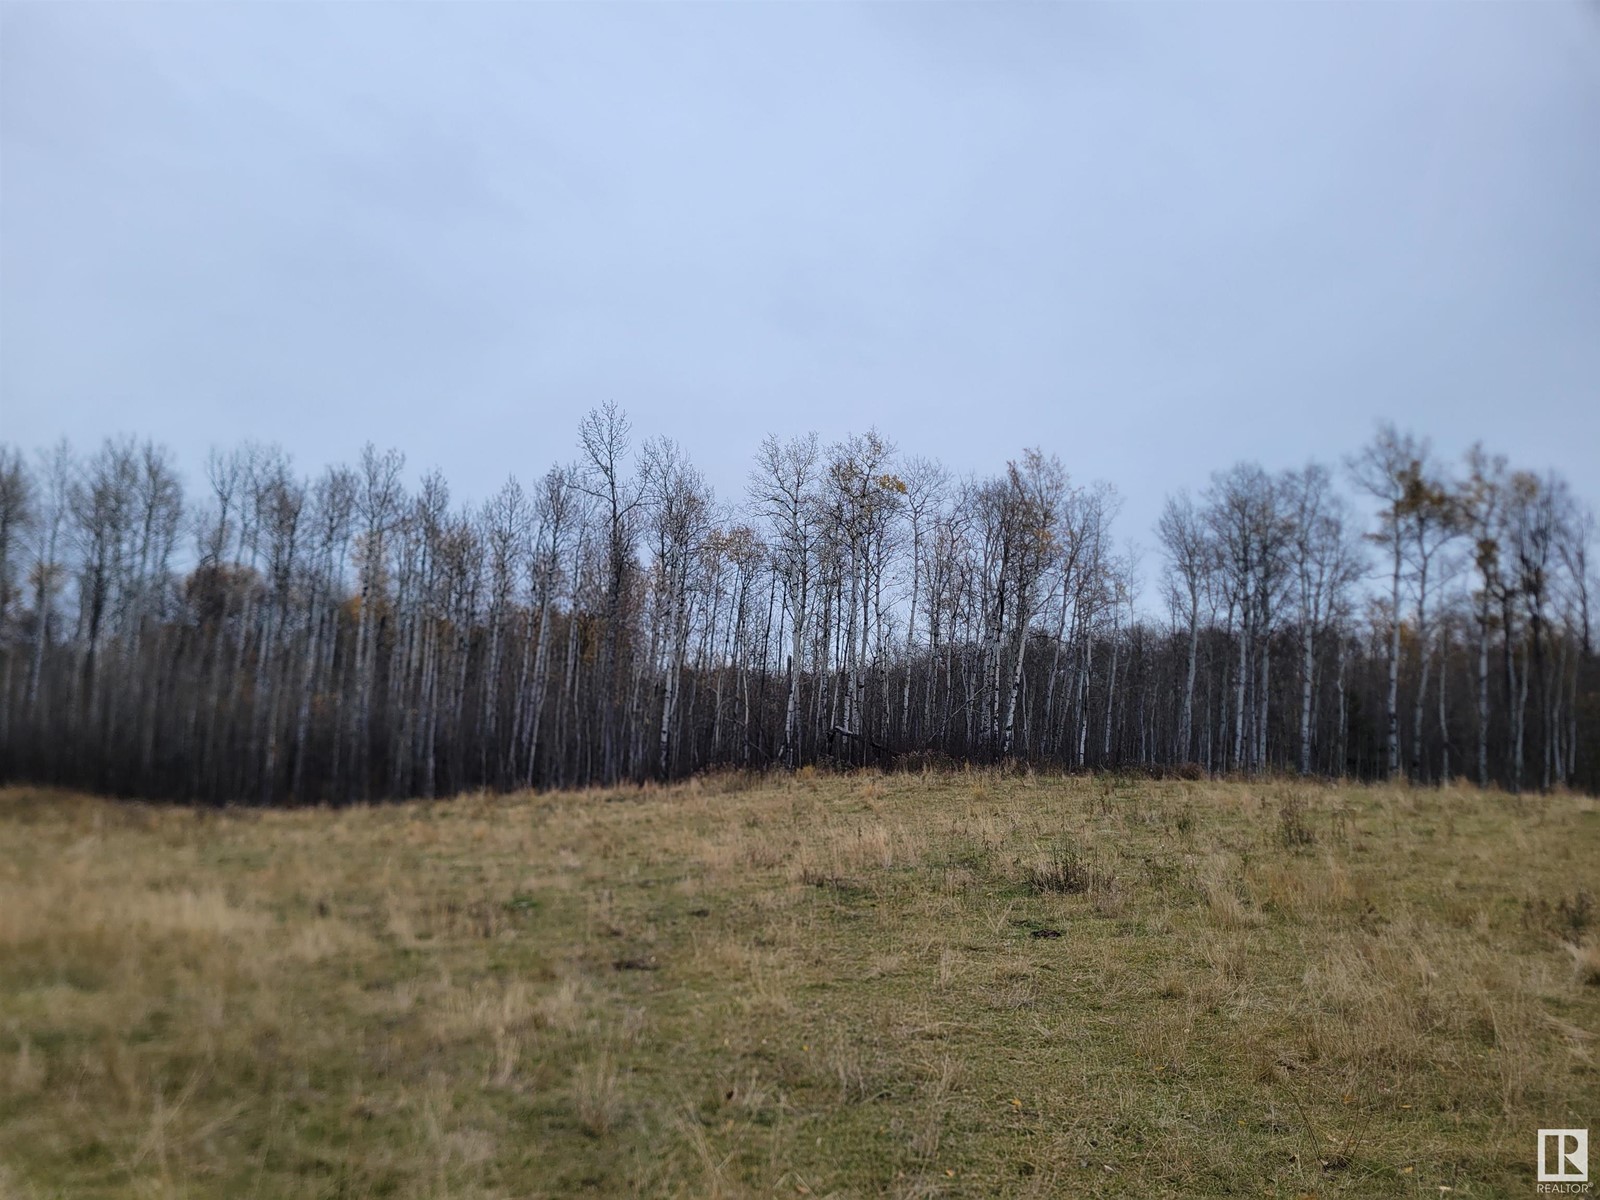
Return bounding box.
[1539,1129,1588,1184]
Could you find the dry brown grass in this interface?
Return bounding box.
[0,774,1596,1197]
[1569,937,1600,985]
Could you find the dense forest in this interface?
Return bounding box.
[0,408,1593,803]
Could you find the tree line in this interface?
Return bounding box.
[0,408,1593,803]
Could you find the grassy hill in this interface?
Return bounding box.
[1,772,1596,1198]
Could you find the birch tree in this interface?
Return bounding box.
[749,433,822,767]
[1157,491,1210,763]
[1348,424,1430,779]
[1,420,1595,801]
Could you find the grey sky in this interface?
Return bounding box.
[3,1,1597,577]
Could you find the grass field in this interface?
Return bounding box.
[1,772,1596,1198]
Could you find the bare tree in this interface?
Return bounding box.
[1157,491,1211,763]
[1,418,1595,802]
[24,441,72,715]
[1460,445,1506,787]
[1282,464,1361,776]
[0,447,35,742]
[643,437,713,777]
[1348,424,1430,779]
[352,444,405,801]
[577,403,644,783]
[749,433,822,768]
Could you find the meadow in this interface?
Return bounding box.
[1,771,1596,1198]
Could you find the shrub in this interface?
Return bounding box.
[1025,843,1114,897]
[1278,797,1316,851]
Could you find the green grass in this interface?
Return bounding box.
[1,771,1596,1198]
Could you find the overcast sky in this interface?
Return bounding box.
[3,1,1597,576]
